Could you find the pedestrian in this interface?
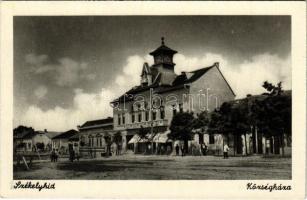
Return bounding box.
[223,144,229,159]
[175,144,179,156]
[160,145,164,155]
[50,149,55,162]
[75,149,80,161]
[69,149,75,162]
[54,149,58,162]
[204,144,208,156]
[180,145,185,157]
[148,144,151,154]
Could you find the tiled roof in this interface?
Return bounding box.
[80,117,113,129]
[14,130,32,139]
[112,65,216,103]
[68,133,80,141]
[185,66,215,83]
[36,131,61,139]
[22,132,37,139]
[149,44,178,56]
[52,129,78,139]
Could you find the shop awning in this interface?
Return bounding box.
[153,130,172,143]
[128,134,141,144]
[128,133,155,144]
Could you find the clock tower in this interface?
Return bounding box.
[149,37,177,74]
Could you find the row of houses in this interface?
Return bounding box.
[13,128,79,155]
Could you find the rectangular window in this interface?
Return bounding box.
[173,109,177,116]
[99,137,102,147]
[96,137,99,146]
[152,110,156,120]
[122,114,125,124]
[160,106,165,119]
[145,111,149,121]
[209,134,215,144]
[118,114,121,125]
[179,104,183,113]
[138,112,142,122]
[132,114,135,123]
[172,105,177,116]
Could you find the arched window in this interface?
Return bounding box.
[179,103,183,113]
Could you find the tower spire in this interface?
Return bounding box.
[161,37,165,45]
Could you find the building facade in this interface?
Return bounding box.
[51,129,78,155]
[14,129,60,152]
[111,38,235,154]
[78,117,118,157]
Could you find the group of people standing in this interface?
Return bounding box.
[69,145,80,162]
[174,143,230,158]
[50,149,58,162]
[175,143,208,156]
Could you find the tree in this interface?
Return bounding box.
[262,81,283,96]
[248,81,291,156]
[192,111,210,144]
[255,85,291,156]
[168,111,195,153]
[231,99,250,155]
[193,111,210,129]
[13,125,35,136]
[208,101,250,155]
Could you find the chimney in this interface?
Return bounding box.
[44,129,47,133]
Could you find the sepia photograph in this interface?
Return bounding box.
[0,1,306,199]
[12,15,292,180]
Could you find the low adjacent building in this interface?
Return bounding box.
[14,129,60,152]
[78,117,117,158]
[51,129,78,155]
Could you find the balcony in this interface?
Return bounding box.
[115,119,168,130]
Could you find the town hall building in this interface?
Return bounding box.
[110,38,236,154]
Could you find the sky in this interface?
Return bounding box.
[14,16,291,131]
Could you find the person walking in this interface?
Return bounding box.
[54,149,59,162]
[180,145,185,157]
[204,144,208,156]
[50,149,55,162]
[175,144,179,156]
[147,144,151,155]
[223,144,229,159]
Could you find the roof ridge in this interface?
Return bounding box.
[187,65,215,73]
